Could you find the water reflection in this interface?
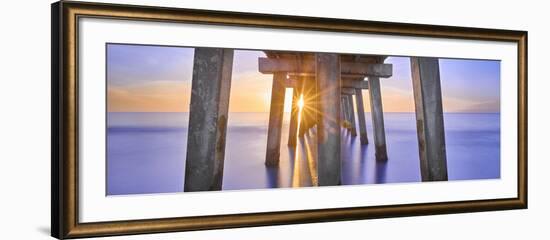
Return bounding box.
[107,112,500,195]
[375,161,388,184]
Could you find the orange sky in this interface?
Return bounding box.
[107,44,500,113]
[107,73,491,113]
[107,72,411,113]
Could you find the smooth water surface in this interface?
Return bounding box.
[107,112,500,195]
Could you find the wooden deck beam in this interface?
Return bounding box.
[341,79,369,89]
[341,87,356,95]
[260,57,392,78]
[285,78,368,89]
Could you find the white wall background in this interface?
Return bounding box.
[0,0,546,239]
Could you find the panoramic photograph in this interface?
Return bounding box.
[106,43,500,195]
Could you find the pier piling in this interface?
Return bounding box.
[368,75,388,161]
[355,88,369,144]
[287,83,300,147]
[341,96,349,129]
[265,72,288,166]
[410,57,448,181]
[184,48,234,192]
[346,94,357,136]
[316,53,342,186]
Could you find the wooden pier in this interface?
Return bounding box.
[183,48,449,191]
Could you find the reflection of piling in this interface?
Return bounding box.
[411,57,448,181]
[184,48,233,192]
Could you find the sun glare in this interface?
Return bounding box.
[298,95,305,109]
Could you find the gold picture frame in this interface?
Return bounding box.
[52,1,527,239]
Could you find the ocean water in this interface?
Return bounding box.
[106,112,500,195]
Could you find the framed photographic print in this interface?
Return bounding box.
[51,1,527,239]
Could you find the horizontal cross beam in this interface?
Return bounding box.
[259,57,392,78]
[341,87,356,95]
[285,78,369,89]
[342,79,369,89]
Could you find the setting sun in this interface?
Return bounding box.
[298,95,305,110]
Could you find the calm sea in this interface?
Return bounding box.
[107,112,500,195]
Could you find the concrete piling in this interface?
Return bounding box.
[410,57,448,181]
[184,48,234,192]
[346,94,357,136]
[355,89,368,144]
[287,84,300,147]
[316,53,342,186]
[265,72,288,166]
[368,76,388,161]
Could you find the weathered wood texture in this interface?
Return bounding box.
[410,57,448,181]
[265,72,288,166]
[184,48,234,192]
[354,89,369,144]
[316,53,341,186]
[368,76,388,161]
[260,57,392,78]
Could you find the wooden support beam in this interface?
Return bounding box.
[265,72,287,166]
[368,76,388,161]
[260,57,392,78]
[355,89,369,144]
[184,48,233,192]
[287,87,300,147]
[410,57,448,181]
[346,94,357,136]
[316,53,341,186]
